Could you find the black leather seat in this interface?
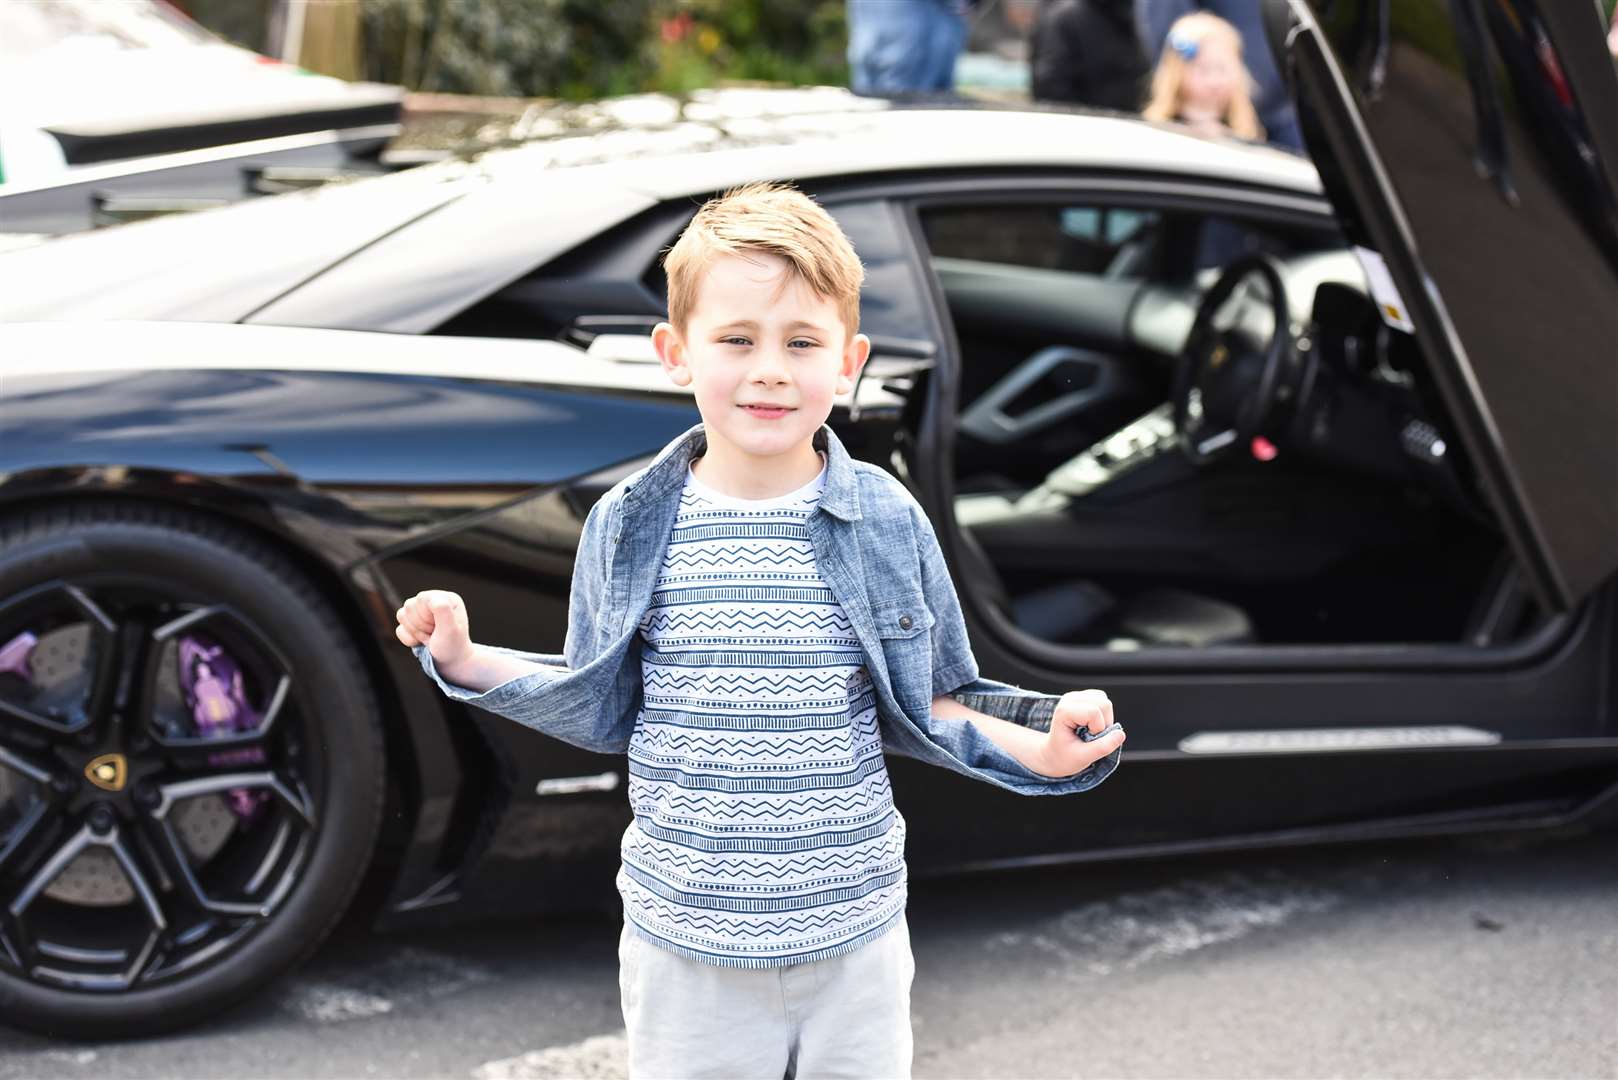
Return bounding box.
[953,524,1254,647]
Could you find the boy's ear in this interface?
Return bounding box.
[835,332,872,397]
[652,321,692,386]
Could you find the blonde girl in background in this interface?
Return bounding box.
[1142,11,1265,141]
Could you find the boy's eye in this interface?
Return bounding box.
[789,339,817,350]
[720,336,751,346]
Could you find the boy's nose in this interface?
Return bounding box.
[748,353,792,381]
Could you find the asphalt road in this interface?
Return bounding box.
[1,825,1613,1079]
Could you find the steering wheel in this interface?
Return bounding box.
[1169,253,1294,465]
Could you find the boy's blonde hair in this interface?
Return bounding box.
[1142,12,1265,142]
[663,181,865,339]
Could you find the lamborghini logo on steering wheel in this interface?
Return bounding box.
[84,753,128,792]
[1209,343,1229,370]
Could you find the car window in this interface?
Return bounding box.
[919,202,1164,277]
[921,200,1343,286]
[821,199,934,350]
[1184,214,1338,277]
[429,194,937,349]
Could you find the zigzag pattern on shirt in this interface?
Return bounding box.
[645,645,865,668]
[627,859,903,899]
[623,827,902,885]
[676,488,815,508]
[644,602,842,624]
[662,543,812,568]
[641,668,859,696]
[630,748,876,775]
[629,748,883,778]
[635,699,876,731]
[628,817,902,864]
[635,804,891,840]
[624,892,896,938]
[631,727,871,759]
[629,746,882,782]
[632,798,894,842]
[643,694,864,716]
[620,861,904,911]
[640,684,866,716]
[640,608,852,636]
[635,706,876,741]
[641,772,891,819]
[633,808,895,852]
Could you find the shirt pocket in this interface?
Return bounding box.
[872,592,936,716]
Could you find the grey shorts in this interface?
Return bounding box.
[618,914,915,1079]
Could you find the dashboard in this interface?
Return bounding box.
[1092,248,1481,517]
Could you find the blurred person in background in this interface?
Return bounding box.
[847,0,974,95]
[1142,11,1263,140]
[1028,0,1151,111]
[1143,9,1267,272]
[1138,0,1304,150]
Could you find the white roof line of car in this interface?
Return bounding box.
[469,107,1324,199]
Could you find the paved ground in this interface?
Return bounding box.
[1,825,1613,1079]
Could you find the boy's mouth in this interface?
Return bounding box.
[739,403,794,417]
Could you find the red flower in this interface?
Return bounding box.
[660,11,694,44]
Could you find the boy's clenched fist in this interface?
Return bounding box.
[395,589,475,671]
[1039,689,1125,777]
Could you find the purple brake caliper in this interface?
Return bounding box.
[0,631,37,681]
[178,636,270,823]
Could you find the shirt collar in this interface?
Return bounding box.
[622,420,863,522]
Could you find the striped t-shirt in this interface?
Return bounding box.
[615,450,908,968]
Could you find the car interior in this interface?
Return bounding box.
[436,188,1543,653]
[913,198,1539,651]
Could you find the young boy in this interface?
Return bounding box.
[396,181,1125,1079]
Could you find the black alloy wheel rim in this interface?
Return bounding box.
[0,576,320,993]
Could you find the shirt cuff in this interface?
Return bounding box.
[412,642,564,711]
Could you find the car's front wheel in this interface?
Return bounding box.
[0,502,385,1038]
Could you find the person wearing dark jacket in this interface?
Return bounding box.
[1029,0,1151,112]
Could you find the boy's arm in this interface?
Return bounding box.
[414,641,567,702]
[931,693,1066,777]
[410,494,627,753]
[886,500,1123,795]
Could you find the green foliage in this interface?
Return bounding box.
[652,0,848,92]
[358,0,847,100]
[359,0,659,98]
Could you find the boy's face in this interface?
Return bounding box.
[652,250,870,468]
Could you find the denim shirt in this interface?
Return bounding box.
[415,421,1122,797]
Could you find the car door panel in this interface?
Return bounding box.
[896,585,1615,867]
[1273,0,1618,612]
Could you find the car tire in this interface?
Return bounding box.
[0,501,385,1038]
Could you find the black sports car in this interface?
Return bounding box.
[1,0,1615,1038]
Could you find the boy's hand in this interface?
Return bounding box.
[394,589,475,672]
[1038,689,1125,777]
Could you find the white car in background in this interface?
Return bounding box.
[0,0,402,237]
